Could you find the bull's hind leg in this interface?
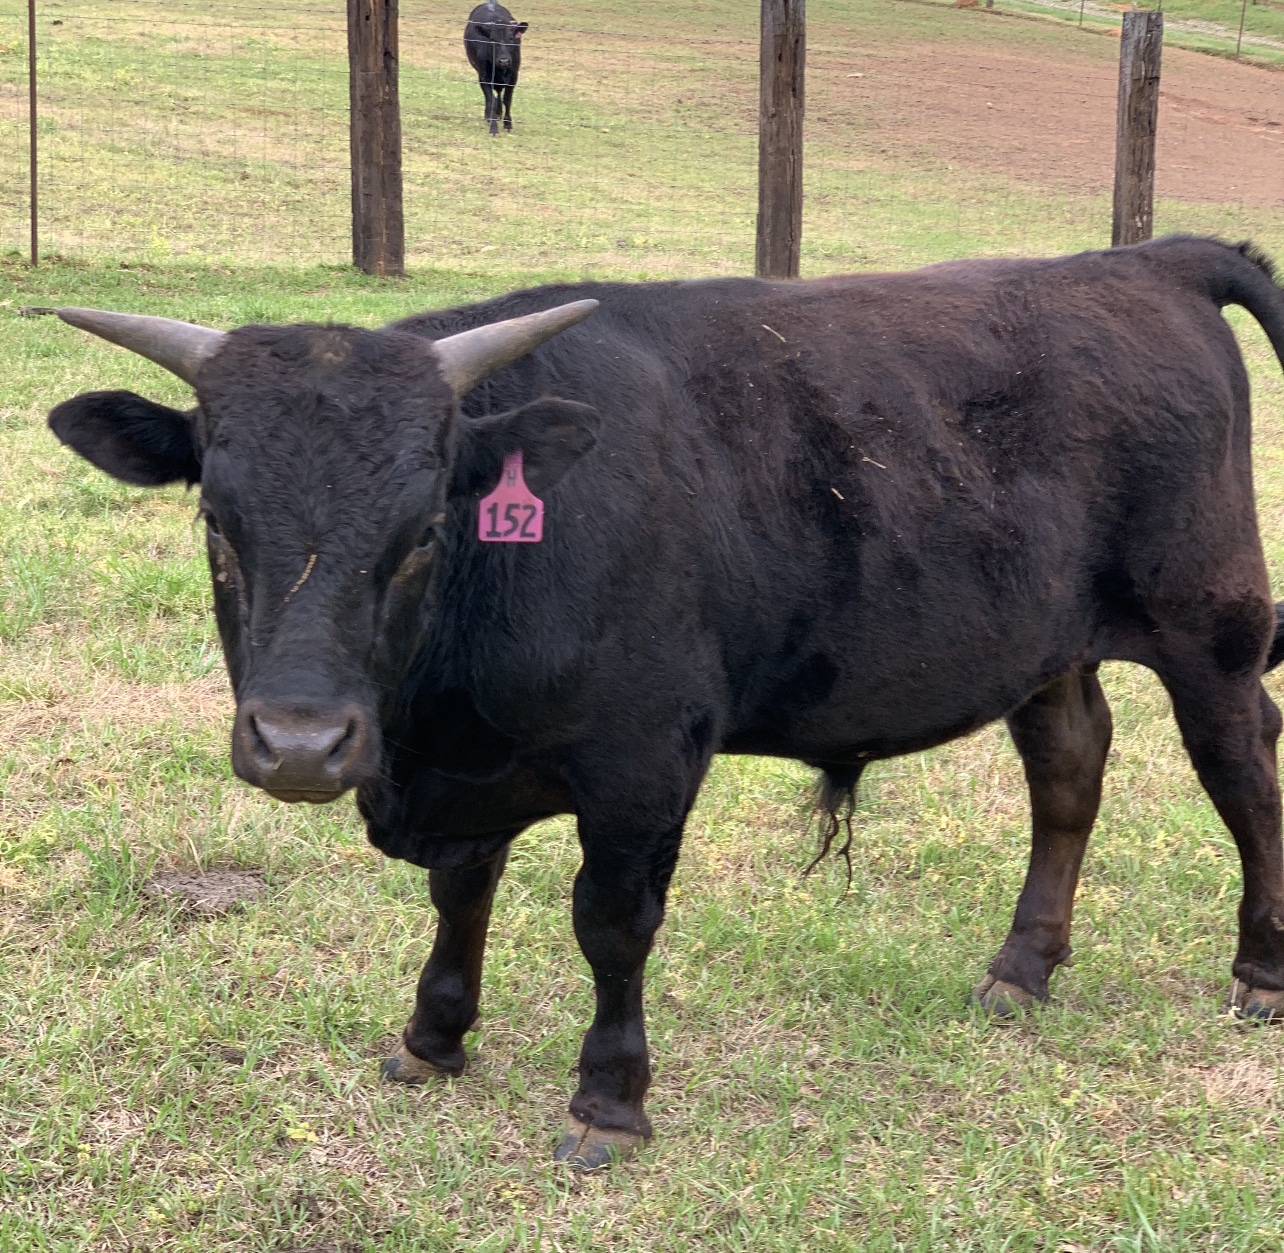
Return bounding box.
[382,843,512,1082]
[974,666,1113,1016]
[1157,645,1284,1020]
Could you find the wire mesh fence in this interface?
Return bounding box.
[0,0,762,272]
[0,0,1280,277]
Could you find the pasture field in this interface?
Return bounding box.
[992,0,1284,66]
[3,1,1284,1250]
[1,0,1282,269]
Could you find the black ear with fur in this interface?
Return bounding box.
[48,390,201,487]
[453,396,600,498]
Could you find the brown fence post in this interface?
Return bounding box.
[756,0,805,280]
[1111,9,1163,247]
[27,0,37,267]
[348,0,404,276]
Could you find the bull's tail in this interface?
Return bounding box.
[1195,238,1284,376]
[1269,602,1284,673]
[1183,240,1284,676]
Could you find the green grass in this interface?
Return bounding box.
[993,0,1284,68]
[4,1,1284,1250]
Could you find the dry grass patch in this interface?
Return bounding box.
[143,869,265,916]
[0,672,231,748]
[1197,1058,1280,1108]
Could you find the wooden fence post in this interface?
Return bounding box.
[1111,9,1163,247]
[27,0,37,267]
[348,0,404,276]
[756,0,805,280]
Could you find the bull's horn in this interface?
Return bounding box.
[56,308,226,386]
[431,299,599,398]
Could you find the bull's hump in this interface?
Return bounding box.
[306,328,353,370]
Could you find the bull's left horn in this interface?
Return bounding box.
[430,299,599,399]
[56,308,227,387]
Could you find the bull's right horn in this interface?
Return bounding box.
[430,299,599,399]
[55,308,227,387]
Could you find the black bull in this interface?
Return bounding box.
[464,2,527,136]
[44,236,1284,1168]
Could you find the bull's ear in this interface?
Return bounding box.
[48,390,201,487]
[453,397,599,498]
[516,21,528,34]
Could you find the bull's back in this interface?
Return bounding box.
[399,242,1260,752]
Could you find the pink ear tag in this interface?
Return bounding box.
[478,449,544,543]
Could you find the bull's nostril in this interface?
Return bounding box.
[328,719,358,766]
[248,713,279,769]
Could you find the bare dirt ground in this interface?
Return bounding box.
[810,26,1284,209]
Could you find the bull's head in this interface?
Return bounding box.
[46,300,599,803]
[474,18,527,68]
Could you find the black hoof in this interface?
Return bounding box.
[380,1042,459,1084]
[970,974,1039,1021]
[552,1116,644,1170]
[1226,978,1284,1023]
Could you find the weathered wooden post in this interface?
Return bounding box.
[348,0,404,276]
[1111,9,1163,247]
[28,0,37,267]
[756,0,805,280]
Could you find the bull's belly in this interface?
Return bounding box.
[723,692,1019,762]
[722,636,1086,763]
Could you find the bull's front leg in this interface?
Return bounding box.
[553,820,685,1169]
[501,84,515,131]
[480,80,499,135]
[555,711,715,1169]
[382,844,511,1082]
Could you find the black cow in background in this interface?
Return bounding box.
[464,1,528,135]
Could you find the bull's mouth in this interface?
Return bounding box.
[262,784,352,805]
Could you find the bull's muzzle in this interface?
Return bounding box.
[232,698,377,802]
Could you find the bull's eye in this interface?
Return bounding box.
[391,542,433,588]
[392,513,446,584]
[414,512,447,553]
[201,508,224,540]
